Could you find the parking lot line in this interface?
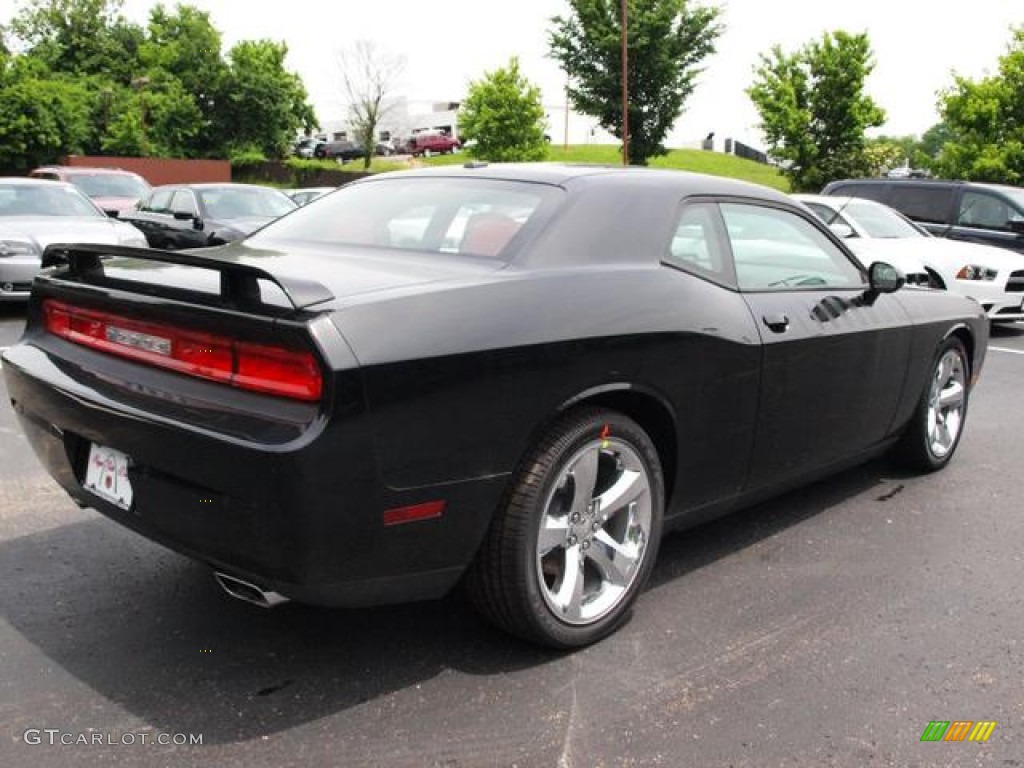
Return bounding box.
[989,346,1024,355]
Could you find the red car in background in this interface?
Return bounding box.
[29,166,151,218]
[405,133,461,157]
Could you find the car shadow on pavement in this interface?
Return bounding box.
[0,457,907,745]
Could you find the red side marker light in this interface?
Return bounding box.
[382,500,446,527]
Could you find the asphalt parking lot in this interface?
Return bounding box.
[0,305,1022,768]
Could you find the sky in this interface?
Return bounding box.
[1,0,1021,147]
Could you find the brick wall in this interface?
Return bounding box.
[61,155,231,185]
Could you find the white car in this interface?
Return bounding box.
[0,178,148,301]
[797,194,1024,322]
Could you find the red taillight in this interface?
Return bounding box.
[42,299,322,402]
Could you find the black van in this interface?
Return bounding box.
[821,178,1024,254]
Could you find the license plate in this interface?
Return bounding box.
[84,443,133,510]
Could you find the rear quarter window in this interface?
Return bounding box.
[885,185,955,225]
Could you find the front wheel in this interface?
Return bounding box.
[893,336,969,471]
[466,408,664,648]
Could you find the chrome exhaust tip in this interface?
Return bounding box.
[214,572,289,608]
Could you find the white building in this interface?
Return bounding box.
[315,96,727,153]
[315,98,462,148]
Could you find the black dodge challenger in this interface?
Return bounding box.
[2,165,988,648]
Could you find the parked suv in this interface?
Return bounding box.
[29,166,151,218]
[404,134,460,157]
[821,178,1024,255]
[314,140,366,162]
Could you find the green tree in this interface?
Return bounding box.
[218,40,317,158]
[933,28,1024,183]
[140,3,227,155]
[101,74,201,157]
[864,134,932,175]
[458,57,548,162]
[919,121,954,167]
[549,0,722,166]
[748,31,885,191]
[0,75,93,168]
[9,0,144,84]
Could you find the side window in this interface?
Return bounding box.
[957,191,1014,230]
[721,203,864,291]
[170,190,198,216]
[886,185,953,224]
[664,202,732,284]
[147,189,173,213]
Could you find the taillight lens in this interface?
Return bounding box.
[42,299,322,402]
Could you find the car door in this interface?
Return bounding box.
[948,188,1024,254]
[659,201,762,513]
[122,188,172,246]
[719,200,913,492]
[167,189,207,249]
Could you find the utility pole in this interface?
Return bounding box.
[620,0,629,166]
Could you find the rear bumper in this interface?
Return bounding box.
[3,343,504,607]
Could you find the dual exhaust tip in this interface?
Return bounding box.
[214,572,289,608]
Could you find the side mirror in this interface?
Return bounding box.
[868,261,905,294]
[829,222,856,239]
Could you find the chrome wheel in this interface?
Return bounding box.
[535,438,652,625]
[927,347,966,459]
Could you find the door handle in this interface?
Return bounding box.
[762,313,790,333]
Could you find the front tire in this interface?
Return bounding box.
[466,408,664,648]
[894,336,969,471]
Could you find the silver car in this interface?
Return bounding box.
[0,178,147,300]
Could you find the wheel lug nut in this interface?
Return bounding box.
[568,535,578,546]
[571,513,581,523]
[591,521,600,531]
[581,540,590,550]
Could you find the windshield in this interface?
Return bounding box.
[69,174,150,199]
[249,177,563,261]
[197,187,297,220]
[1001,188,1024,212]
[844,200,925,238]
[0,184,104,217]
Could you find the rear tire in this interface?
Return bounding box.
[893,336,969,471]
[465,408,664,648]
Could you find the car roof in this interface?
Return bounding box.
[0,176,78,189]
[827,177,1023,194]
[151,183,282,190]
[357,163,792,202]
[33,165,144,177]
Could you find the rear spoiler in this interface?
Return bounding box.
[41,243,335,310]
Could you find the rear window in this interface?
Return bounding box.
[197,187,296,219]
[0,184,103,217]
[68,173,150,199]
[249,177,563,262]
